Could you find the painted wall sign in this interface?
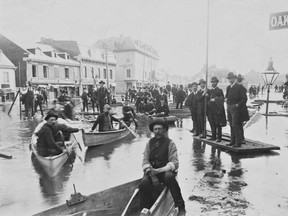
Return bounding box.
[270,11,288,30]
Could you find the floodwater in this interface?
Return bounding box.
[0,93,287,216]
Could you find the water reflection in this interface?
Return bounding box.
[192,139,206,171]
[31,152,76,204]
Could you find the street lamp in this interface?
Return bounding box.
[261,58,279,115]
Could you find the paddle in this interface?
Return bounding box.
[121,121,137,138]
[121,188,139,216]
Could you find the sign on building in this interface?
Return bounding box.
[270,11,288,30]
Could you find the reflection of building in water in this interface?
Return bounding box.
[192,139,206,171]
[31,152,75,204]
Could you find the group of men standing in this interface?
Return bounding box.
[81,80,110,113]
[186,72,249,147]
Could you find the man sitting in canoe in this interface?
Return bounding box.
[139,119,186,216]
[36,111,79,157]
[122,99,137,127]
[149,97,169,117]
[90,104,122,132]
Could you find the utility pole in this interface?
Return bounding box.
[203,0,210,138]
[105,48,109,87]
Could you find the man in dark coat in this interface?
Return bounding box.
[90,104,121,132]
[186,82,198,134]
[81,88,89,112]
[207,76,226,142]
[122,100,137,127]
[154,97,169,117]
[36,112,79,157]
[139,119,186,215]
[225,72,248,147]
[195,79,206,137]
[166,81,172,98]
[98,81,108,113]
[175,85,186,109]
[89,86,99,113]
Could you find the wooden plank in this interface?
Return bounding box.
[194,131,280,153]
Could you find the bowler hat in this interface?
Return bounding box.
[103,104,111,109]
[191,82,198,87]
[227,72,236,79]
[44,112,58,121]
[198,79,206,85]
[99,80,105,84]
[149,119,169,132]
[210,76,219,83]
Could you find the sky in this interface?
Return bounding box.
[1,0,288,77]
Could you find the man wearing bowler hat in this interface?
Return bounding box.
[195,79,207,137]
[207,76,226,142]
[98,80,108,113]
[36,110,79,157]
[139,119,186,216]
[186,82,198,134]
[225,72,247,147]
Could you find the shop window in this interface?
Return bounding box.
[127,69,131,78]
[98,68,101,78]
[32,65,37,77]
[43,65,49,78]
[110,69,113,79]
[65,68,69,79]
[104,69,107,79]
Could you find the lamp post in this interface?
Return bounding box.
[261,58,279,115]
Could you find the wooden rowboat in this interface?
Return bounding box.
[31,133,78,177]
[32,178,176,216]
[81,126,132,147]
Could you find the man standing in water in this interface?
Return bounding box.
[225,72,248,148]
[139,119,186,216]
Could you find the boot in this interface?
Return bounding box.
[216,127,222,142]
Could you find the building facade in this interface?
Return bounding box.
[0,49,16,101]
[39,38,117,95]
[95,36,159,94]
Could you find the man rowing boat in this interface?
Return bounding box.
[36,110,79,157]
[90,104,122,132]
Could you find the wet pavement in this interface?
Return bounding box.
[0,92,288,216]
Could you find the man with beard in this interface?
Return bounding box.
[207,76,226,142]
[36,111,79,157]
[139,119,186,216]
[90,104,122,132]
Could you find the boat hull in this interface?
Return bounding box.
[31,133,78,177]
[33,178,176,216]
[82,127,131,147]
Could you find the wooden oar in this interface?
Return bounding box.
[121,188,139,216]
[121,121,137,138]
[0,152,12,159]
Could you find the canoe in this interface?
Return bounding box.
[136,114,178,124]
[32,178,176,216]
[81,126,132,147]
[30,133,78,177]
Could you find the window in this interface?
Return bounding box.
[43,66,49,78]
[3,72,9,83]
[54,66,59,78]
[98,68,101,78]
[65,68,69,79]
[103,69,107,79]
[110,69,113,79]
[92,67,94,78]
[32,65,37,77]
[127,69,131,78]
[84,66,87,78]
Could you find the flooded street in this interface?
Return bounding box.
[0,94,288,216]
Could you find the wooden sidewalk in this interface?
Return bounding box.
[193,131,280,153]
